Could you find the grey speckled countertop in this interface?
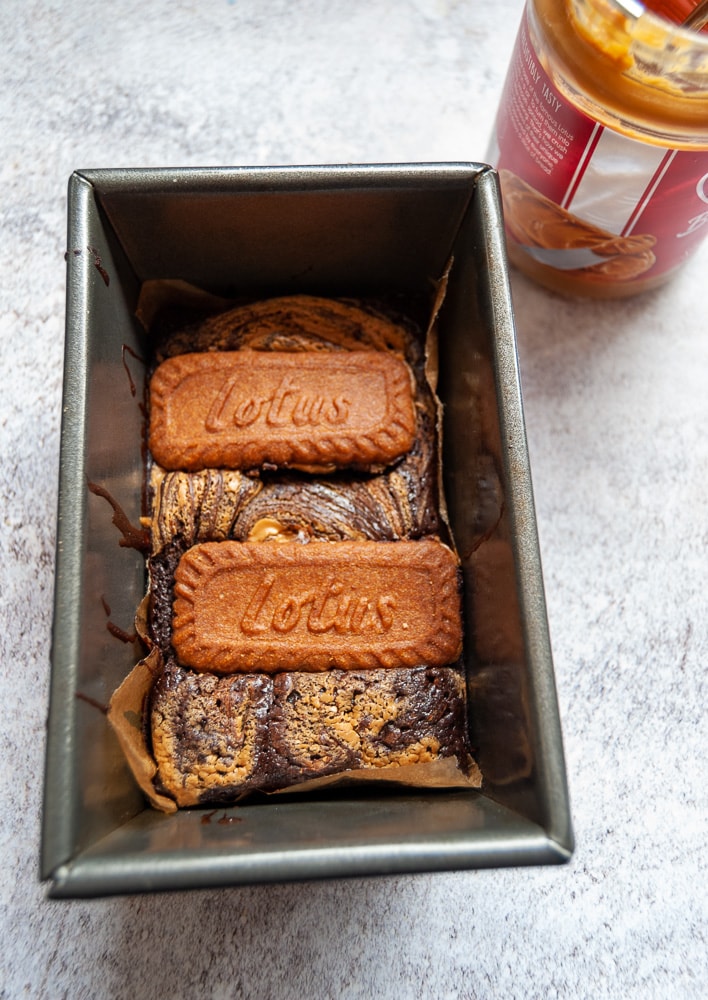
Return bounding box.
[2,1,706,997]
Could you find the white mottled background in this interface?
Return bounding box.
[1,1,706,997]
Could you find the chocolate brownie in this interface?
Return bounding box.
[152,660,471,806]
[144,295,474,805]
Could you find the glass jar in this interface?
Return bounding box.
[487,0,708,297]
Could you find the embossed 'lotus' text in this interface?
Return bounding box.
[205,374,351,432]
[240,573,396,636]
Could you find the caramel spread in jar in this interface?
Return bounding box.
[489,0,708,297]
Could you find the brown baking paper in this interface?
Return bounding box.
[271,755,482,797]
[107,648,177,814]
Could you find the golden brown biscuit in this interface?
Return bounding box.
[149,350,416,472]
[172,539,463,673]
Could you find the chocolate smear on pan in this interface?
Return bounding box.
[88,480,150,552]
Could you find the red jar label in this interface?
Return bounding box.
[489,10,708,283]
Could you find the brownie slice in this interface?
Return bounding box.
[268,666,470,781]
[151,660,470,805]
[151,662,273,807]
[152,295,424,366]
[143,295,473,807]
[147,462,443,658]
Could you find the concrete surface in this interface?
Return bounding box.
[1,1,706,997]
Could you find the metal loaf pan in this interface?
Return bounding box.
[42,163,573,897]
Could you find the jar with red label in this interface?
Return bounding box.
[487,0,708,297]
